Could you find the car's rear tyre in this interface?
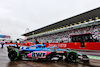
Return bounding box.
[66,52,78,62]
[8,49,21,61]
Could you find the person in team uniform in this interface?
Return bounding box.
[1,40,5,49]
[35,39,39,44]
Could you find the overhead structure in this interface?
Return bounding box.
[0,35,11,43]
[0,35,10,38]
[22,7,100,38]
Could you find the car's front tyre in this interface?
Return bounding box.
[65,52,78,62]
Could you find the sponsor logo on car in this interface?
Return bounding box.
[32,52,46,58]
[56,51,64,53]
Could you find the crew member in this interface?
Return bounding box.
[35,39,39,44]
[1,40,5,49]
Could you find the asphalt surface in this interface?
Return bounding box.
[0,45,100,67]
[74,49,100,57]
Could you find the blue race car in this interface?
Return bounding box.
[7,44,89,62]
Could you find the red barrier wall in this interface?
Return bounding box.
[85,42,100,50]
[5,43,35,46]
[5,42,100,50]
[45,42,100,50]
[45,42,81,49]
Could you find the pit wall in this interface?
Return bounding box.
[5,42,100,50]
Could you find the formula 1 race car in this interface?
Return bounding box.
[7,44,89,62]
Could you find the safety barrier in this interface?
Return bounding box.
[5,42,100,50]
[45,42,100,50]
[5,43,35,46]
[85,42,100,50]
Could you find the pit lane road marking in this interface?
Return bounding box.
[88,55,100,60]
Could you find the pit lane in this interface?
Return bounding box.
[0,45,100,67]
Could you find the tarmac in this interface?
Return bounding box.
[0,45,100,67]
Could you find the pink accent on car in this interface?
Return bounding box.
[35,51,51,55]
[27,53,32,58]
[27,51,51,58]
